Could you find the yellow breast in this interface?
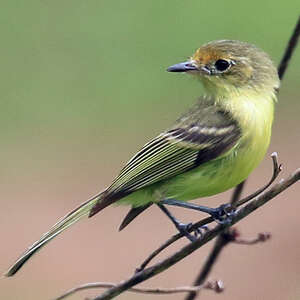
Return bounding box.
[159,90,276,201]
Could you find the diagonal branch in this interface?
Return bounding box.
[183,230,233,300]
[137,153,281,272]
[235,153,281,207]
[89,168,299,300]
[54,280,224,300]
[278,16,300,80]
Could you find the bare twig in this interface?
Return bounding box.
[230,181,246,208]
[237,152,282,207]
[183,230,233,300]
[88,168,299,300]
[278,16,300,80]
[54,280,223,300]
[136,216,212,272]
[234,232,271,245]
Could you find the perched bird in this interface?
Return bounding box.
[6,40,279,277]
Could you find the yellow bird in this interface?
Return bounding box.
[6,40,279,277]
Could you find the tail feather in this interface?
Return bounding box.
[119,204,152,231]
[5,193,102,277]
[89,190,130,217]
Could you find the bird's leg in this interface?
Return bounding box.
[161,198,235,225]
[157,203,207,242]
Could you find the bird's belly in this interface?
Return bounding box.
[159,136,269,201]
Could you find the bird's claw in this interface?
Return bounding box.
[211,203,236,225]
[176,222,209,242]
[193,225,209,238]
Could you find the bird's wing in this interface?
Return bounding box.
[89,100,241,216]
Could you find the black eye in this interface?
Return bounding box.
[215,59,230,72]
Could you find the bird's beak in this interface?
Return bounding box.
[167,61,198,72]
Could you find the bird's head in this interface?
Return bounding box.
[167,40,279,96]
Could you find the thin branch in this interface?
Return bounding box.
[237,152,282,207]
[89,168,299,300]
[230,181,245,208]
[278,16,300,80]
[135,216,212,272]
[137,153,281,272]
[54,280,223,300]
[234,232,271,245]
[183,230,233,300]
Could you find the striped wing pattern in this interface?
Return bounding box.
[89,100,241,216]
[108,134,200,193]
[107,117,241,197]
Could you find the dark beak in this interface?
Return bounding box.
[167,61,198,72]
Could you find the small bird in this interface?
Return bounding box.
[6,40,279,277]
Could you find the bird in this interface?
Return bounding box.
[6,40,279,277]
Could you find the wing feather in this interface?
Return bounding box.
[89,100,242,217]
[107,110,241,197]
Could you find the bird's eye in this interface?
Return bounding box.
[215,59,230,72]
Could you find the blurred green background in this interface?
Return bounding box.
[1,1,299,300]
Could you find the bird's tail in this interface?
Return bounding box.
[5,193,102,277]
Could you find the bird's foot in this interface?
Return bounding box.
[176,222,209,242]
[209,203,236,225]
[161,199,236,225]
